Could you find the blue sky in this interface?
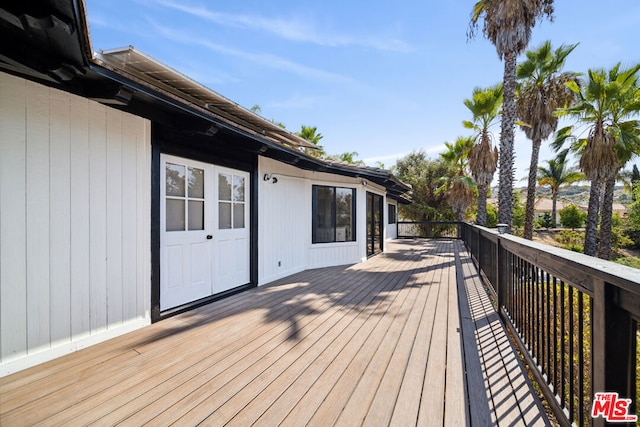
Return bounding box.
[86,1,640,183]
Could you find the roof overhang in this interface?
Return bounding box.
[93,47,318,152]
[0,0,91,85]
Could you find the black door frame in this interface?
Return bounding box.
[150,127,258,322]
[366,192,384,257]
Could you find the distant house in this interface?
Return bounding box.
[534,197,627,223]
[533,197,570,223]
[0,1,410,376]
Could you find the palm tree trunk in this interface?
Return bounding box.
[596,176,616,259]
[477,183,487,226]
[498,50,517,231]
[583,178,602,256]
[524,138,542,239]
[551,189,558,227]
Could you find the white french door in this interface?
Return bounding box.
[213,166,250,293]
[160,155,250,311]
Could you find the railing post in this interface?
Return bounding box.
[495,235,506,310]
[592,280,636,427]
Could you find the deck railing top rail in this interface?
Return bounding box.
[468,223,640,318]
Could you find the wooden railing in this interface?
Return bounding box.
[461,223,639,427]
[397,221,461,239]
[397,221,639,426]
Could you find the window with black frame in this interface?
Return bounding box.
[312,185,356,243]
[388,203,397,224]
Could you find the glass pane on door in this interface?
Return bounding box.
[233,176,245,202]
[166,199,185,231]
[233,203,245,228]
[166,163,186,197]
[219,174,232,201]
[188,167,204,198]
[188,200,204,230]
[219,202,232,229]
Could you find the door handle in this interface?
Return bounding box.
[206,235,213,240]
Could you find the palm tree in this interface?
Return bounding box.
[439,137,476,222]
[326,151,365,165]
[464,85,502,226]
[296,125,326,158]
[537,152,584,225]
[556,63,640,257]
[516,41,578,239]
[618,164,640,199]
[469,0,554,232]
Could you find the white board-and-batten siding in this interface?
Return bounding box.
[258,157,381,285]
[386,200,398,240]
[0,72,151,376]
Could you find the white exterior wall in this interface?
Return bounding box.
[258,157,386,285]
[386,200,398,240]
[0,73,151,376]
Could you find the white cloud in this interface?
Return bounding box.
[149,21,367,87]
[266,93,331,109]
[152,0,412,52]
[362,144,445,166]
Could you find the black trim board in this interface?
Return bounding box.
[149,125,259,323]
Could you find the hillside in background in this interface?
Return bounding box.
[500,185,634,206]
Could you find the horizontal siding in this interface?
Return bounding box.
[0,73,151,376]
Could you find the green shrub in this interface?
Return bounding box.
[512,191,525,229]
[559,204,586,229]
[614,256,640,269]
[485,203,498,228]
[538,213,555,229]
[612,227,634,250]
[565,243,584,253]
[555,229,584,252]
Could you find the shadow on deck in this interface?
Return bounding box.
[0,239,549,426]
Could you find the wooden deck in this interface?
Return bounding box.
[0,239,550,426]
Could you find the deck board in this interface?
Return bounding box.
[0,239,550,426]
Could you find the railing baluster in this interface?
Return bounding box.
[561,279,566,409]
[533,267,542,366]
[577,291,584,426]
[528,261,533,351]
[545,271,550,378]
[568,285,575,420]
[552,276,558,395]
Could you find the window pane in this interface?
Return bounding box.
[219,202,232,229]
[336,188,353,242]
[219,174,232,201]
[233,203,245,228]
[188,167,204,198]
[166,163,185,197]
[233,175,245,202]
[188,200,204,230]
[388,204,396,224]
[166,199,185,231]
[314,186,334,243]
